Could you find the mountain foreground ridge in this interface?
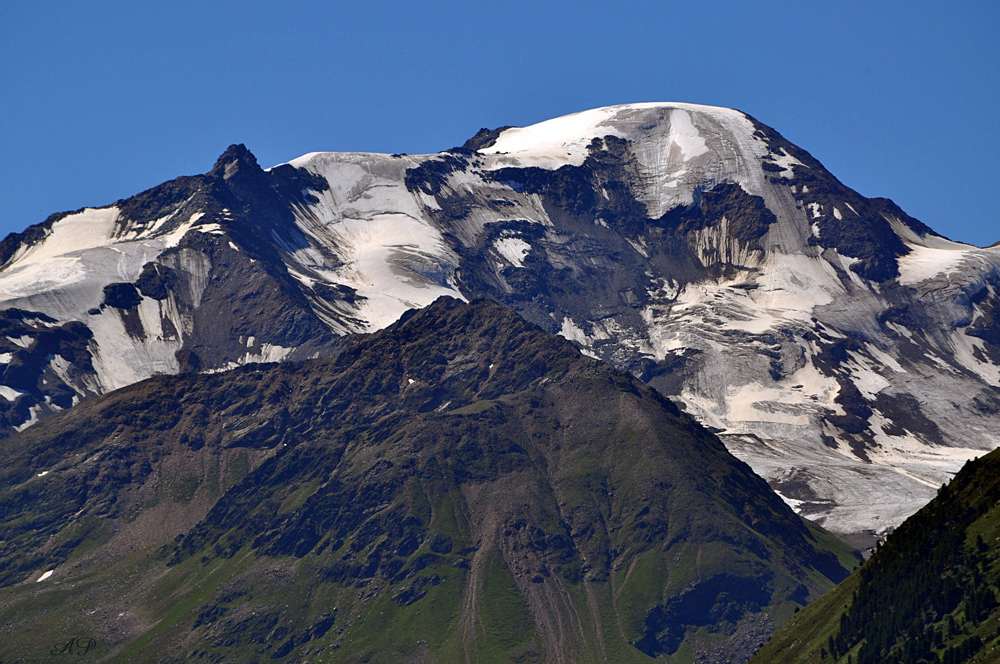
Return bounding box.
[2,102,1000,538]
[0,297,855,663]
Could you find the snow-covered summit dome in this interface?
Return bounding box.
[478,102,750,167]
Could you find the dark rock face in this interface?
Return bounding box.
[636,573,773,657]
[0,298,854,663]
[114,142,342,365]
[102,282,143,310]
[747,117,922,282]
[461,125,514,151]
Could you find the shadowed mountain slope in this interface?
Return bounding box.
[0,298,854,663]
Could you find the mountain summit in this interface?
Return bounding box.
[2,103,999,538]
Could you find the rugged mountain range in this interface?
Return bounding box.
[0,298,854,664]
[3,103,999,538]
[752,441,1000,664]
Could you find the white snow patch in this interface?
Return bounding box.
[559,317,590,346]
[7,208,119,267]
[896,243,976,285]
[0,208,208,321]
[7,336,33,348]
[243,343,294,364]
[85,302,186,392]
[284,152,327,169]
[807,202,821,219]
[0,352,12,363]
[889,214,996,286]
[833,207,842,220]
[480,106,628,169]
[204,345,295,372]
[479,103,725,171]
[845,351,891,399]
[865,343,904,373]
[286,166,467,331]
[726,383,810,426]
[287,268,317,289]
[951,333,1000,384]
[322,213,466,329]
[14,405,43,432]
[661,108,710,161]
[786,360,842,411]
[36,570,53,582]
[625,237,650,257]
[865,411,985,489]
[677,389,731,432]
[160,212,205,248]
[0,385,27,401]
[776,492,806,512]
[36,470,49,477]
[493,237,531,267]
[769,149,803,178]
[657,249,842,339]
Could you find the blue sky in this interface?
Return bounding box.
[2,1,998,244]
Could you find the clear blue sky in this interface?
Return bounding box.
[3,1,998,245]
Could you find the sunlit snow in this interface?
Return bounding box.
[493,237,531,267]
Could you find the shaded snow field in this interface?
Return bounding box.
[282,154,467,333]
[0,207,215,399]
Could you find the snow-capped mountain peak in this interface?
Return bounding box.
[3,105,1000,541]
